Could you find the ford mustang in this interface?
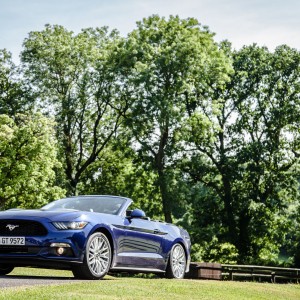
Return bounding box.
[0,195,191,279]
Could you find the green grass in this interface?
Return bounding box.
[0,268,299,300]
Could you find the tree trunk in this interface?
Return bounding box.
[68,178,78,196]
[158,169,173,223]
[237,209,251,262]
[221,175,238,246]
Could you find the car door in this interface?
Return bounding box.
[117,217,167,271]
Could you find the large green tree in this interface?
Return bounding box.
[0,114,64,209]
[116,15,231,222]
[21,25,129,194]
[185,44,300,263]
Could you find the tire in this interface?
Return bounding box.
[0,264,14,275]
[72,232,111,280]
[166,243,186,279]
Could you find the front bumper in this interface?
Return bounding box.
[0,230,88,267]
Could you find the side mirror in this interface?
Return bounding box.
[130,209,146,219]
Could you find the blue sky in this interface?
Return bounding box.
[1,0,299,62]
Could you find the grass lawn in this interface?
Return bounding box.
[0,267,299,300]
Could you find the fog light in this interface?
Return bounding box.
[56,247,65,255]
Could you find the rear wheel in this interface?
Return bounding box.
[166,243,186,279]
[0,264,14,275]
[72,232,111,279]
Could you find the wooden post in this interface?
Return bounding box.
[271,272,275,283]
[230,269,233,281]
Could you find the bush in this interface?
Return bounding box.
[191,237,238,264]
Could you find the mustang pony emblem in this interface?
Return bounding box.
[6,224,19,231]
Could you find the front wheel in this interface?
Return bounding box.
[166,243,186,279]
[72,232,111,279]
[0,264,14,275]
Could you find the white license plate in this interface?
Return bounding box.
[0,237,25,245]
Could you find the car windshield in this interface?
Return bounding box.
[41,196,126,215]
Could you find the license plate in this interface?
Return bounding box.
[0,237,25,245]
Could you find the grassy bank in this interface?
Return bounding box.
[0,268,299,300]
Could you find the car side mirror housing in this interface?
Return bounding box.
[130,209,146,219]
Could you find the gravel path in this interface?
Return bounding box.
[0,275,82,288]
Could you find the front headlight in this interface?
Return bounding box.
[52,221,88,230]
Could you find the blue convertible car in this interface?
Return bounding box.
[0,195,191,279]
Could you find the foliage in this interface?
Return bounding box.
[0,114,65,209]
[21,25,129,194]
[116,15,232,222]
[183,43,300,263]
[0,49,34,115]
[77,142,163,219]
[191,239,239,264]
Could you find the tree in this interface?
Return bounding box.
[117,15,231,222]
[21,25,129,194]
[0,49,34,116]
[0,113,65,209]
[185,43,300,263]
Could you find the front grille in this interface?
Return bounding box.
[0,220,48,236]
[0,246,40,254]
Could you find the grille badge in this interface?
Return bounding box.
[6,224,19,231]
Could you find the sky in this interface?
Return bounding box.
[0,0,299,63]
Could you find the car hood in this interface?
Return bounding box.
[0,209,83,221]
